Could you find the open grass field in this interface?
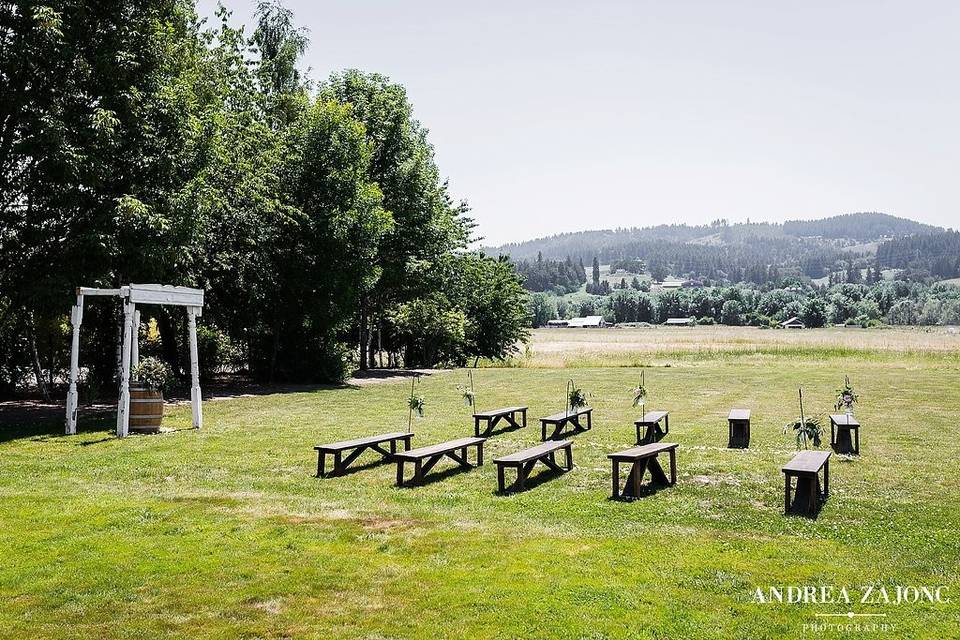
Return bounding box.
[2,330,959,638]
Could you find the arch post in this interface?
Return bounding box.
[116,301,135,438]
[187,306,202,429]
[65,294,84,435]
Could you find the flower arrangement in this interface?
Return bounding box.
[834,375,858,414]
[567,379,588,413]
[458,371,476,408]
[632,370,647,408]
[407,375,424,432]
[131,357,174,394]
[784,388,823,449]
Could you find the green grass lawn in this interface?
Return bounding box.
[2,351,959,638]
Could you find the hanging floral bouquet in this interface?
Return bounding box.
[834,376,859,414]
[458,371,476,408]
[567,381,588,412]
[408,393,425,418]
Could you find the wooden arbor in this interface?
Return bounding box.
[64,284,205,437]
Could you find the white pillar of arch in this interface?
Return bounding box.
[116,301,135,438]
[131,308,141,372]
[187,306,202,429]
[65,295,84,435]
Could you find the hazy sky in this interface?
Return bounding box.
[199,1,960,245]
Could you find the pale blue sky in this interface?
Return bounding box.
[200,1,960,245]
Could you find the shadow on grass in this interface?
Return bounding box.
[495,466,569,496]
[314,455,396,479]
[396,463,480,489]
[609,480,675,502]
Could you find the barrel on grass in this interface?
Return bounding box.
[129,386,164,432]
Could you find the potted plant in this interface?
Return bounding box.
[784,388,823,449]
[129,356,174,433]
[834,375,858,416]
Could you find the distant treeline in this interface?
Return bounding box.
[528,281,960,329]
[877,231,960,279]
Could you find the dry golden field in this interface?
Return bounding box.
[513,326,960,368]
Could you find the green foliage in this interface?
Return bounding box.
[131,357,175,394]
[567,380,587,411]
[785,414,824,450]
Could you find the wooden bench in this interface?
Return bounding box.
[635,410,669,445]
[540,407,592,441]
[493,440,573,493]
[727,409,751,448]
[314,431,413,477]
[782,450,831,516]
[394,437,485,487]
[829,414,860,455]
[473,406,528,437]
[608,442,678,499]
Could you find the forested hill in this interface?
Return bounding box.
[489,213,942,263]
[782,212,941,240]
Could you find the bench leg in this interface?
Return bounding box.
[669,448,676,485]
[823,460,829,498]
[586,411,592,430]
[333,451,343,475]
[854,428,860,455]
[630,459,646,497]
[403,436,412,451]
[612,460,620,499]
[317,451,326,478]
[566,445,573,470]
[497,464,505,493]
[390,439,396,455]
[477,442,484,466]
[396,460,405,487]
[648,455,669,486]
[784,475,791,514]
[522,409,527,428]
[474,416,481,438]
[414,459,423,484]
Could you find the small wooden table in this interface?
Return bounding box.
[782,450,831,516]
[635,410,669,445]
[829,414,860,455]
[540,407,592,440]
[394,437,485,487]
[493,440,573,493]
[314,431,413,477]
[473,406,528,437]
[727,409,751,448]
[608,442,678,499]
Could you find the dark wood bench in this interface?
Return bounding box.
[314,431,413,477]
[609,442,678,499]
[473,406,528,437]
[829,414,860,455]
[635,410,669,444]
[493,440,573,493]
[727,409,751,448]
[540,407,592,440]
[782,450,831,516]
[394,436,485,487]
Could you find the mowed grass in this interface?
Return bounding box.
[2,346,960,638]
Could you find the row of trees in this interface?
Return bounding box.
[0,1,528,396]
[528,281,960,328]
[512,253,586,294]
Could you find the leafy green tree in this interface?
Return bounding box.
[528,293,557,328]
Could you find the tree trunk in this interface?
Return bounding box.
[358,299,368,371]
[26,312,50,401]
[269,317,281,383]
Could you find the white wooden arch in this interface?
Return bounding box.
[65,284,205,437]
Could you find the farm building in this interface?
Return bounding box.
[664,317,695,326]
[546,319,569,328]
[567,315,606,328]
[781,317,806,329]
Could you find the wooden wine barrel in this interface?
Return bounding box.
[129,386,164,433]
